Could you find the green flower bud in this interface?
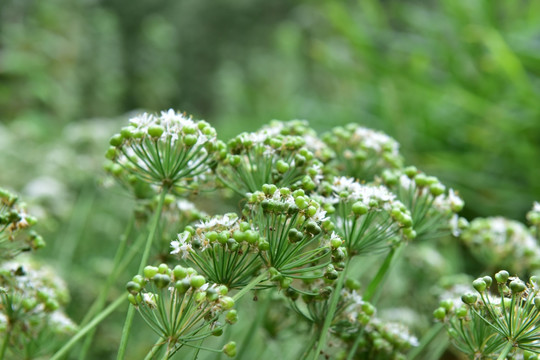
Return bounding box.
[472,278,487,292]
[175,279,191,294]
[233,230,246,242]
[404,166,418,178]
[109,134,123,147]
[220,296,235,310]
[223,342,237,358]
[158,263,169,274]
[217,232,229,245]
[132,275,144,285]
[306,221,321,235]
[280,277,292,289]
[509,279,526,293]
[143,266,159,279]
[482,276,493,288]
[190,275,206,289]
[288,229,304,243]
[245,230,259,244]
[212,328,224,337]
[217,285,228,295]
[128,294,138,305]
[276,160,290,174]
[226,309,238,324]
[345,278,361,291]
[258,239,270,251]
[184,134,197,146]
[429,183,446,196]
[433,307,446,320]
[461,293,478,305]
[295,196,308,210]
[495,270,509,284]
[173,265,188,279]
[456,306,468,318]
[352,201,369,216]
[361,302,375,316]
[148,125,164,138]
[154,274,171,289]
[439,299,453,311]
[126,281,142,294]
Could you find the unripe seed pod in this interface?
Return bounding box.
[510,279,526,293]
[217,232,229,245]
[128,294,138,305]
[482,276,493,287]
[276,160,290,174]
[258,239,270,251]
[184,134,197,146]
[212,328,224,337]
[495,270,509,284]
[439,299,453,311]
[345,278,361,290]
[143,266,159,279]
[433,307,446,320]
[220,296,235,310]
[361,302,375,316]
[148,125,164,138]
[126,281,142,294]
[280,277,292,289]
[154,274,171,289]
[352,202,369,216]
[306,221,321,235]
[404,166,417,178]
[429,183,446,196]
[456,306,468,318]
[173,265,188,279]
[109,134,123,147]
[245,230,259,244]
[132,275,144,285]
[223,342,237,358]
[190,275,206,289]
[175,279,191,294]
[461,293,478,305]
[233,230,246,242]
[226,309,238,325]
[158,263,169,274]
[472,278,487,292]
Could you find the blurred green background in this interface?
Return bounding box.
[1,1,540,358]
[2,0,540,219]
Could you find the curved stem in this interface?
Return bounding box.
[363,244,403,303]
[79,216,135,359]
[50,294,127,360]
[117,188,169,360]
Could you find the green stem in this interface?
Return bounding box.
[143,338,166,360]
[117,189,169,360]
[232,271,268,302]
[346,327,365,360]
[50,294,127,360]
[0,326,9,360]
[407,322,444,360]
[363,244,403,303]
[79,216,135,359]
[300,329,318,360]
[313,260,350,360]
[497,341,513,360]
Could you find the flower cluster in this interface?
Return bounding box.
[217,125,324,196]
[126,263,237,357]
[322,123,403,181]
[171,213,263,289]
[461,217,540,273]
[0,188,44,260]
[322,176,415,256]
[382,167,464,241]
[435,271,540,359]
[105,109,223,190]
[245,184,345,287]
[0,260,76,359]
[334,289,418,360]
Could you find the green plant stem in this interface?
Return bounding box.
[143,339,165,360]
[0,326,9,360]
[407,322,444,360]
[232,271,268,302]
[497,341,514,360]
[363,244,403,303]
[300,329,318,360]
[78,216,135,360]
[117,189,169,360]
[313,259,350,360]
[346,327,365,360]
[50,294,127,360]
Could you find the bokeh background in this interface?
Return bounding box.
[1,0,540,358]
